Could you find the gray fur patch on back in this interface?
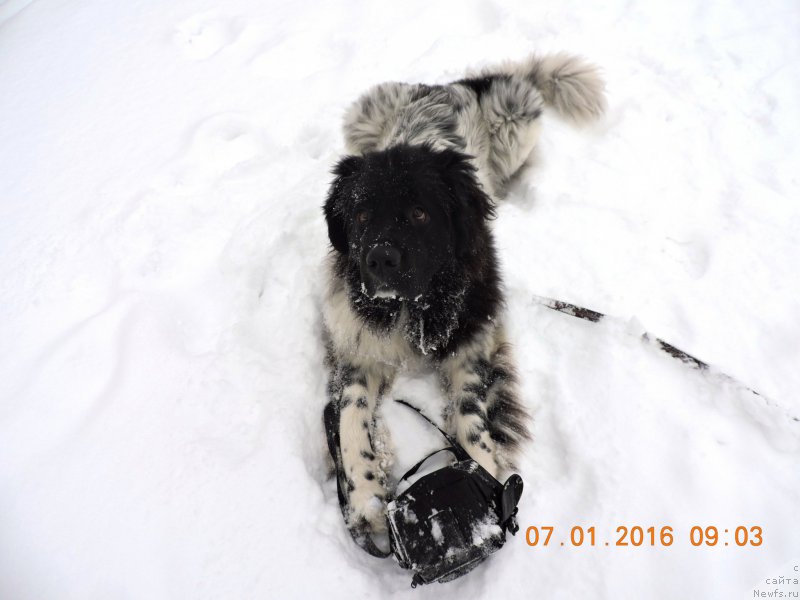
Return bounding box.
[340,53,604,197]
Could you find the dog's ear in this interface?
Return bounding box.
[434,150,496,259]
[323,155,364,254]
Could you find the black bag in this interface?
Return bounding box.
[325,399,523,587]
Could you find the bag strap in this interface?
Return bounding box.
[397,447,460,484]
[394,399,471,462]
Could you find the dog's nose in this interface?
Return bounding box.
[366,245,401,278]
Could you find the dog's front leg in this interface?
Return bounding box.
[439,327,529,477]
[325,361,395,536]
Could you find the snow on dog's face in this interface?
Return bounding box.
[324,144,495,301]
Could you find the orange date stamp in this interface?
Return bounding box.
[524,525,763,548]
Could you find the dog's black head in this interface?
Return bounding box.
[324,144,495,301]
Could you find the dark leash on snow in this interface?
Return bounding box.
[324,399,524,588]
[534,294,720,370]
[532,294,799,424]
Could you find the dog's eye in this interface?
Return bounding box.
[356,210,370,224]
[411,207,428,223]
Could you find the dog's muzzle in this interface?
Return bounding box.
[361,242,411,297]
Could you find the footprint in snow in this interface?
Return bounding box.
[662,236,711,279]
[169,113,266,185]
[174,12,244,60]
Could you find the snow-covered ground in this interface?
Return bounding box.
[1,0,799,598]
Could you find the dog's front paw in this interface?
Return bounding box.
[347,480,388,533]
[458,425,501,478]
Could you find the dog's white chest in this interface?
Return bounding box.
[323,286,420,369]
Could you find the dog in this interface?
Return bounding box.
[322,53,606,541]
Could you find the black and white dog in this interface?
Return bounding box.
[322,54,605,539]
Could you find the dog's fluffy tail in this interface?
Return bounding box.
[480,53,607,123]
